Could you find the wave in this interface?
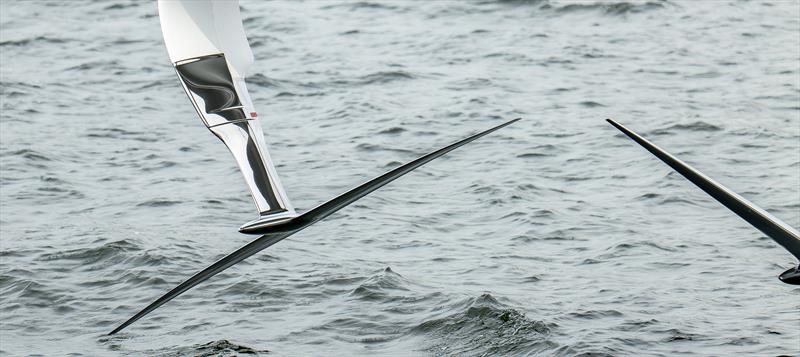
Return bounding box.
[4,149,52,162]
[0,36,72,47]
[478,0,667,16]
[136,199,182,208]
[149,340,269,357]
[349,267,412,302]
[651,121,723,135]
[320,2,408,12]
[354,71,417,86]
[551,1,666,16]
[411,293,555,355]
[36,240,140,264]
[34,239,173,271]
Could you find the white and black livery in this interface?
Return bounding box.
[159,0,296,231]
[108,0,518,334]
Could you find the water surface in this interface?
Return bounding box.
[1,1,799,355]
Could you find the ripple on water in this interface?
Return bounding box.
[650,121,724,135]
[1,0,798,355]
[411,293,555,355]
[148,339,269,357]
[0,36,73,47]
[550,1,666,16]
[36,240,140,265]
[5,149,52,162]
[349,267,411,302]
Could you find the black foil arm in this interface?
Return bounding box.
[109,118,520,334]
[607,118,800,285]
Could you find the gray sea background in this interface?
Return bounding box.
[1,0,799,356]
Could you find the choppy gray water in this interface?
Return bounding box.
[1,0,799,356]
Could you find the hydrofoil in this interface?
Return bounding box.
[108,0,519,334]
